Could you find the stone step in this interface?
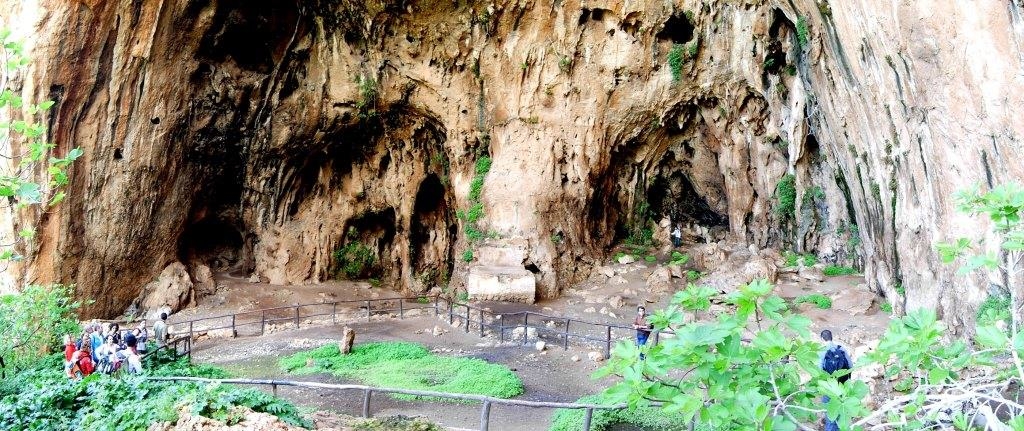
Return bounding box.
[466,265,536,303]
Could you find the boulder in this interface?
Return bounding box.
[617,254,636,265]
[466,265,536,303]
[646,267,673,292]
[191,264,216,298]
[596,266,615,278]
[833,287,876,316]
[534,341,546,351]
[340,326,356,354]
[608,275,628,285]
[667,264,684,279]
[571,355,580,362]
[690,242,728,270]
[587,351,605,362]
[608,295,626,309]
[799,266,826,282]
[137,262,194,315]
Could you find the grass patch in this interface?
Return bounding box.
[796,16,809,49]
[823,265,858,276]
[880,303,893,313]
[795,293,832,309]
[280,342,523,402]
[644,255,657,263]
[686,270,703,282]
[550,394,697,431]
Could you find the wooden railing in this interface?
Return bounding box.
[145,376,629,431]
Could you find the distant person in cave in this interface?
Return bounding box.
[819,329,853,431]
[671,225,682,248]
[0,354,5,379]
[132,321,149,355]
[632,306,654,359]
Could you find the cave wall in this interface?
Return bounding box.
[0,0,1021,327]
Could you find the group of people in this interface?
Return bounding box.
[63,312,171,379]
[631,306,853,430]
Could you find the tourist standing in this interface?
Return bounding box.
[153,312,169,348]
[632,306,653,359]
[819,329,853,431]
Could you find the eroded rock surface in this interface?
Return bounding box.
[0,0,1020,329]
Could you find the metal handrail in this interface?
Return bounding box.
[146,376,628,431]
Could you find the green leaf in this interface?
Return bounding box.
[927,367,949,384]
[975,325,1009,348]
[18,228,34,239]
[39,100,55,110]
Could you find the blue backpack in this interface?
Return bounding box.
[822,345,851,383]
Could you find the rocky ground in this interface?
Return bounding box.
[169,242,892,430]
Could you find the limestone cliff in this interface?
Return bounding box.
[0,0,1021,327]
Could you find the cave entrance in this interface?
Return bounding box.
[178,218,244,271]
[409,175,456,287]
[647,172,728,229]
[656,12,695,44]
[336,209,397,279]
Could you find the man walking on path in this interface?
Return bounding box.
[633,306,654,359]
[153,312,169,348]
[819,329,852,431]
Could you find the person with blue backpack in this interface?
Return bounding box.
[819,329,852,431]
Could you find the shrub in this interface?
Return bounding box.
[880,303,893,313]
[333,241,376,279]
[796,16,809,48]
[976,294,1010,327]
[686,270,702,281]
[644,255,657,263]
[775,174,796,218]
[667,44,685,82]
[669,251,690,266]
[0,284,82,369]
[280,342,523,402]
[0,354,310,429]
[474,156,492,176]
[795,293,832,309]
[823,265,857,276]
[783,251,816,267]
[461,249,474,262]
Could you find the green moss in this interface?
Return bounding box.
[823,265,858,276]
[795,293,832,309]
[281,342,523,402]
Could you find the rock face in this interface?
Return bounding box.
[0,0,1021,329]
[340,327,356,354]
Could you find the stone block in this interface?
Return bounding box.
[467,265,536,303]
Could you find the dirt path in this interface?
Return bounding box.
[192,316,616,431]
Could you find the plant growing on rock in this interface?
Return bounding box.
[0,29,82,265]
[795,293,832,309]
[796,16,810,49]
[775,174,797,219]
[333,231,377,279]
[667,44,686,82]
[823,265,857,276]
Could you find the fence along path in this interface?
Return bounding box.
[151,294,673,430]
[168,294,672,358]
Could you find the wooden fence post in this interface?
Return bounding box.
[479,309,485,337]
[399,299,404,319]
[294,306,300,328]
[260,310,265,335]
[332,302,337,325]
[231,315,236,338]
[465,305,470,333]
[583,408,594,431]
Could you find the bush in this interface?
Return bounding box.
[280,342,523,402]
[669,251,690,266]
[775,174,796,218]
[823,265,857,276]
[461,249,474,262]
[644,255,657,263]
[667,44,685,82]
[782,251,816,267]
[880,303,893,313]
[0,284,82,370]
[333,241,376,279]
[795,293,832,309]
[976,294,1010,327]
[796,16,809,48]
[0,355,310,429]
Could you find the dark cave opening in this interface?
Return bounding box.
[409,174,456,286]
[178,218,244,271]
[196,1,301,73]
[656,12,695,44]
[335,209,397,279]
[647,172,728,228]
